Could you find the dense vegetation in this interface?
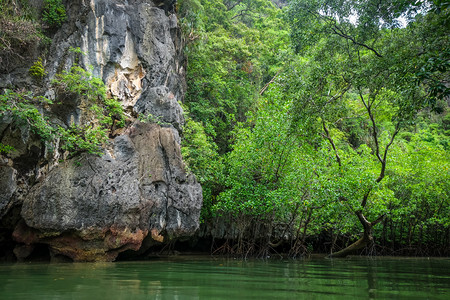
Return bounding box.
[1,0,448,258]
[0,1,125,157]
[0,48,126,157]
[180,0,449,257]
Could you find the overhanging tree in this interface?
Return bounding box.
[287,0,449,257]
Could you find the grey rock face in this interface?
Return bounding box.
[0,166,17,219]
[135,86,184,128]
[15,123,201,261]
[1,0,202,261]
[42,0,185,126]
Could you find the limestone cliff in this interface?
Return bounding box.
[0,0,202,262]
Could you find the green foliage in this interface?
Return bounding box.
[0,89,54,142]
[0,143,15,154]
[281,0,449,254]
[188,0,449,255]
[0,1,45,70]
[382,131,450,246]
[42,0,66,28]
[53,65,107,102]
[214,86,308,221]
[184,0,289,153]
[181,107,223,220]
[1,51,124,157]
[137,113,168,126]
[58,124,108,156]
[177,0,206,37]
[51,60,126,154]
[181,110,220,183]
[29,57,46,79]
[180,0,292,229]
[0,0,34,18]
[68,46,86,55]
[104,98,126,128]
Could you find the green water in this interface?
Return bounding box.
[0,257,448,299]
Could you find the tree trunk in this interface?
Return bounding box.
[327,232,373,258]
[327,211,382,258]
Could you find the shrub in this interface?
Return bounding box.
[0,143,15,154]
[1,59,125,157]
[0,16,42,70]
[42,0,66,28]
[104,97,126,128]
[58,124,107,156]
[0,90,54,142]
[137,113,168,126]
[53,65,107,101]
[52,51,126,154]
[29,57,46,79]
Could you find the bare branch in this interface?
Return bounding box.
[260,70,282,95]
[330,24,383,58]
[322,121,341,167]
[360,91,383,164]
[376,122,401,183]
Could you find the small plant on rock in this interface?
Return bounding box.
[29,57,46,80]
[105,97,126,128]
[52,48,126,155]
[0,143,15,154]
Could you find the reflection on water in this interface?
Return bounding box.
[0,257,449,299]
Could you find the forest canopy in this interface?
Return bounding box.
[180,0,449,257]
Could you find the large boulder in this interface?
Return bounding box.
[14,123,202,261]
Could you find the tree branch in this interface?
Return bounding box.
[323,84,351,107]
[322,121,341,167]
[361,188,372,208]
[376,122,401,183]
[225,0,244,11]
[232,8,251,20]
[360,91,383,164]
[260,70,282,95]
[330,24,383,58]
[370,214,385,227]
[356,210,371,234]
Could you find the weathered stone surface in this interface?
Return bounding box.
[135,86,184,128]
[16,123,201,261]
[44,0,186,127]
[0,166,17,219]
[1,0,202,262]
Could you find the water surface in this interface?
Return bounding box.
[0,257,448,299]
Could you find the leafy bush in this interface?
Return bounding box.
[0,143,15,154]
[52,60,125,154]
[177,0,205,37]
[53,65,107,101]
[58,124,108,156]
[29,57,46,79]
[137,113,168,126]
[181,109,224,220]
[0,90,54,142]
[0,16,43,71]
[104,98,126,128]
[1,50,126,157]
[42,0,66,28]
